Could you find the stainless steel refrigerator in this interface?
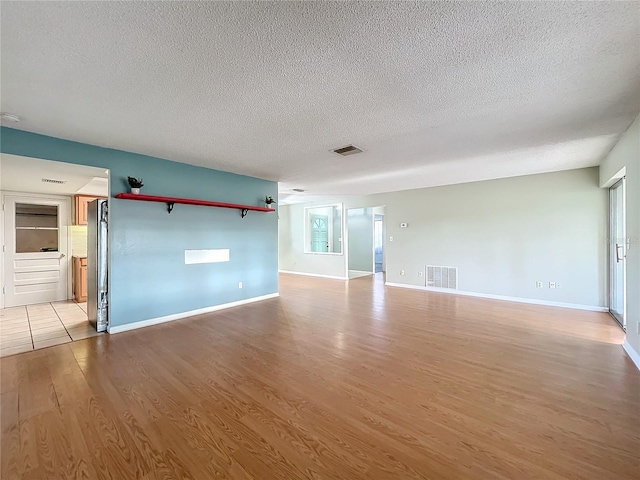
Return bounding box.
[87,199,108,332]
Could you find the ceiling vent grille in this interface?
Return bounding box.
[332,145,363,156]
[427,265,458,290]
[42,178,66,184]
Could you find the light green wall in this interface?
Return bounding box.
[600,114,640,355]
[279,167,607,308]
[279,203,346,277]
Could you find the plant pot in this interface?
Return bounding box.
[131,188,141,195]
[265,203,275,209]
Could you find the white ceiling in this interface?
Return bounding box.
[1,2,638,204]
[1,154,109,197]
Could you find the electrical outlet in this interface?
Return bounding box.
[238,281,243,289]
[400,270,405,276]
[418,271,423,277]
[549,282,556,289]
[389,236,394,242]
[535,281,543,288]
[555,282,561,289]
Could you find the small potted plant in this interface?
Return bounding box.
[127,177,144,194]
[265,196,276,209]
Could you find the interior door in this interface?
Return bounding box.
[3,195,69,307]
[311,214,329,252]
[609,179,626,328]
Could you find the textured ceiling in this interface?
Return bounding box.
[1,1,639,203]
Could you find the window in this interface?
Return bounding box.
[304,204,343,254]
[15,203,59,253]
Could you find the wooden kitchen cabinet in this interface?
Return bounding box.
[73,256,88,302]
[74,195,106,225]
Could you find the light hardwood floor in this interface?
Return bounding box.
[1,273,638,479]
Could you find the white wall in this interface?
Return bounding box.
[279,167,607,308]
[279,204,346,278]
[600,114,640,358]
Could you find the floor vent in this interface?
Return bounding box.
[426,265,458,289]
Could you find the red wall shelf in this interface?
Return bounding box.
[115,193,275,217]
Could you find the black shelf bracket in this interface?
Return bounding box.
[167,202,175,214]
[241,208,249,218]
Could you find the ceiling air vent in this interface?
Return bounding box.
[42,178,66,184]
[332,145,363,156]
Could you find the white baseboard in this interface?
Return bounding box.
[279,270,347,280]
[384,282,608,312]
[622,340,640,371]
[108,292,280,334]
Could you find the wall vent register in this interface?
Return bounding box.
[427,265,458,289]
[42,178,66,184]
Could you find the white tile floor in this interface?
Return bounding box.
[0,301,102,357]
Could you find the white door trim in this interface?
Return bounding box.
[1,191,73,308]
[608,178,626,328]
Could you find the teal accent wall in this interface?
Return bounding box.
[1,127,278,328]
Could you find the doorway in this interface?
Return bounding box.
[346,206,385,279]
[347,207,374,278]
[374,214,384,273]
[3,194,70,307]
[0,154,109,356]
[609,178,626,329]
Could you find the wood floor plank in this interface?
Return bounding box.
[17,356,58,420]
[1,273,638,479]
[0,421,20,479]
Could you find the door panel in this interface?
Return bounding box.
[3,195,69,307]
[15,269,61,281]
[609,179,625,328]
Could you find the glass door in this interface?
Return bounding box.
[609,178,626,328]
